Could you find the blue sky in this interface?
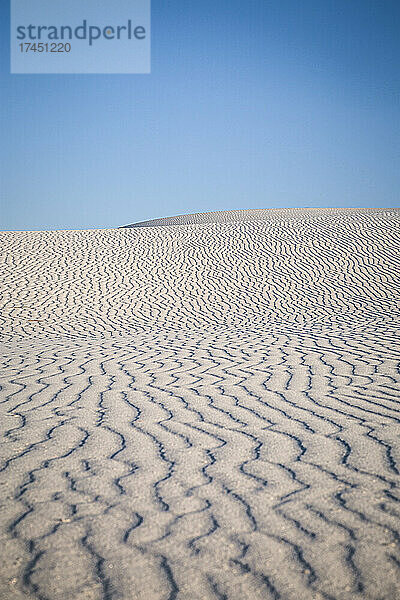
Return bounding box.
[1,0,399,230]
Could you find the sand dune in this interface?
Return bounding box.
[1,208,400,599]
[123,207,393,228]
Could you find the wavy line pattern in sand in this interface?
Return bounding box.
[1,208,400,599]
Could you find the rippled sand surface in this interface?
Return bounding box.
[1,208,400,600]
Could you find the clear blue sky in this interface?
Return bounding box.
[1,0,399,230]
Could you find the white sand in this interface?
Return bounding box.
[1,207,400,599]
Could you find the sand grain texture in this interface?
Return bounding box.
[1,208,400,600]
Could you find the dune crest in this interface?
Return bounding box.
[123,206,395,227]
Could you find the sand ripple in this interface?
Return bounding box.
[1,208,400,599]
